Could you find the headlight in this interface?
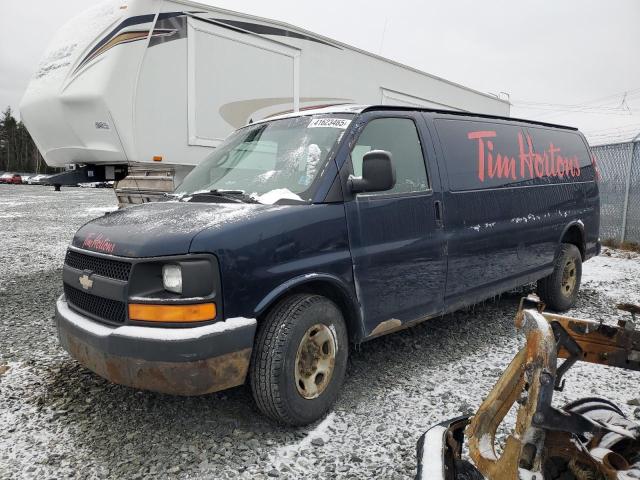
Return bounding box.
[162,264,182,294]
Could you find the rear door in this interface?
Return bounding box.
[432,117,527,308]
[519,126,599,270]
[343,111,446,337]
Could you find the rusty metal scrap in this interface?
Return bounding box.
[463,298,640,480]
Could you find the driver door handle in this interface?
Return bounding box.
[434,200,443,228]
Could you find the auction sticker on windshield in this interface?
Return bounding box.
[308,118,351,129]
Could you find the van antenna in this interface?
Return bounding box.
[378,18,388,55]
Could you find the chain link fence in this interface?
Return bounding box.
[592,141,640,243]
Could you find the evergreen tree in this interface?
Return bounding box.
[0,106,50,174]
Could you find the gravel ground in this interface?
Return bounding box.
[1,183,639,479]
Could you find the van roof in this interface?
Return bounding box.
[362,105,578,131]
[257,104,577,131]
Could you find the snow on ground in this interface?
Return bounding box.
[0,185,117,288]
[0,184,639,479]
[582,247,640,303]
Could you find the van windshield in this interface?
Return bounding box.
[175,114,353,204]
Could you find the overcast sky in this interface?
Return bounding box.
[1,0,639,144]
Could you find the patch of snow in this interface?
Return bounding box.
[84,206,117,215]
[522,310,552,337]
[30,0,124,83]
[59,298,255,341]
[582,249,640,303]
[256,170,277,181]
[511,213,540,224]
[275,412,336,463]
[518,467,542,480]
[303,144,322,186]
[0,362,78,469]
[0,201,28,208]
[116,317,256,341]
[478,433,498,460]
[58,297,113,337]
[469,222,496,232]
[93,202,272,236]
[253,188,303,205]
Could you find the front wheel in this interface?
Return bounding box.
[537,243,582,311]
[249,294,348,426]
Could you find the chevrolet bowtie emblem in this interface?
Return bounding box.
[79,274,94,290]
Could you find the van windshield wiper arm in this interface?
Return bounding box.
[186,189,260,203]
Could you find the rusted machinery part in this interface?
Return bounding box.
[418,299,640,480]
[466,309,556,480]
[541,312,640,373]
[543,398,640,480]
[466,304,640,480]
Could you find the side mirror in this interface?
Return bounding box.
[348,150,396,194]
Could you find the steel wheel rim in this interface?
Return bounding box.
[294,323,336,399]
[561,258,577,297]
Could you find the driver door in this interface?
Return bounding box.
[343,112,447,337]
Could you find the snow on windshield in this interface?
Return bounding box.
[176,115,353,204]
[32,0,124,82]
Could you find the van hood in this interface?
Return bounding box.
[72,201,274,258]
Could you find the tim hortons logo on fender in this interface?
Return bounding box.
[81,233,116,254]
[467,130,581,183]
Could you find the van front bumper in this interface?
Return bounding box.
[55,296,256,396]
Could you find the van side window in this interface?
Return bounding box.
[435,119,525,191]
[435,118,594,191]
[351,118,429,194]
[527,127,595,182]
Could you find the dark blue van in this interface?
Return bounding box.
[55,105,600,425]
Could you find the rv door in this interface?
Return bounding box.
[187,17,300,147]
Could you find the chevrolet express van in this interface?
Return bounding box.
[56,105,600,425]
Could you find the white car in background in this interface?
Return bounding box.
[28,174,49,185]
[78,181,113,188]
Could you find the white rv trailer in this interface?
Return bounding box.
[20,0,510,203]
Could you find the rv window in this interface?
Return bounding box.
[351,118,429,195]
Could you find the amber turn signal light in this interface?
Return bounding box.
[128,303,216,322]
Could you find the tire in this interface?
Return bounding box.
[537,243,582,311]
[249,293,348,426]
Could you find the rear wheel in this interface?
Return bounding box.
[537,243,582,311]
[249,293,348,426]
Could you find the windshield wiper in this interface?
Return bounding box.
[186,189,260,204]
